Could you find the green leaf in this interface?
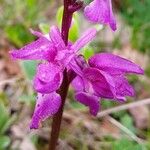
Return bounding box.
[101,100,115,109]
[71,102,86,110]
[69,19,79,42]
[0,103,15,134]
[1,115,16,135]
[19,94,35,106]
[145,65,150,78]
[39,23,50,34]
[0,136,11,150]
[82,46,94,60]
[56,6,79,42]
[120,0,150,53]
[56,6,63,27]
[112,110,127,119]
[0,103,9,134]
[0,93,8,105]
[5,24,34,47]
[22,61,37,80]
[84,0,91,4]
[26,0,36,7]
[112,138,145,150]
[120,114,136,133]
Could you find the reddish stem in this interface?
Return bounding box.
[61,0,72,45]
[49,70,69,150]
[49,0,83,149]
[49,0,72,150]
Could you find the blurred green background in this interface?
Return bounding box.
[0,0,150,150]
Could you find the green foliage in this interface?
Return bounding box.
[69,20,80,42]
[0,0,50,26]
[128,75,139,84]
[56,6,63,26]
[145,65,150,78]
[71,101,87,111]
[0,0,50,47]
[0,104,15,135]
[22,61,37,80]
[0,103,16,149]
[56,6,79,42]
[101,100,116,109]
[19,94,36,106]
[120,114,136,133]
[5,24,34,47]
[0,136,11,150]
[120,0,150,53]
[83,0,91,5]
[39,23,50,34]
[112,138,145,150]
[82,46,94,60]
[112,110,127,119]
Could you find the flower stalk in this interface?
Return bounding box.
[49,0,80,149]
[49,70,69,150]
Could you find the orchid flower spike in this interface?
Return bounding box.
[10,24,144,128]
[10,25,144,128]
[10,26,97,129]
[72,53,144,116]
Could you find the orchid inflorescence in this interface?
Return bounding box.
[10,0,144,129]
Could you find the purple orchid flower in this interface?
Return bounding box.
[10,26,97,128]
[71,53,144,116]
[84,0,117,31]
[10,25,143,129]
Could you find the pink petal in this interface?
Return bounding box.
[29,29,44,38]
[33,63,63,94]
[72,28,97,52]
[114,75,135,97]
[69,55,88,77]
[30,92,61,129]
[108,0,117,31]
[72,76,85,92]
[50,26,66,50]
[69,58,84,76]
[84,0,116,31]
[75,92,100,116]
[83,67,117,99]
[56,50,74,67]
[10,37,56,62]
[89,53,144,75]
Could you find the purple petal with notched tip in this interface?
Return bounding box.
[75,92,100,116]
[10,37,56,62]
[50,26,66,50]
[33,63,63,94]
[114,75,135,97]
[30,92,61,129]
[84,0,116,31]
[72,28,97,52]
[89,53,144,75]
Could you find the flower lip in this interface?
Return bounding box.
[30,92,61,129]
[75,92,100,116]
[33,63,63,94]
